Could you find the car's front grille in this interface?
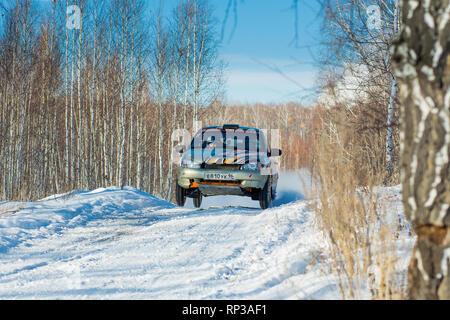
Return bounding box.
[203,164,242,170]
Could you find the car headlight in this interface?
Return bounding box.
[241,162,260,171]
[180,159,201,168]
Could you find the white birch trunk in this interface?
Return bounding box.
[385,0,400,181]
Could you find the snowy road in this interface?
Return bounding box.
[0,171,338,299]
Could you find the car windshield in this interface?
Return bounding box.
[190,129,267,153]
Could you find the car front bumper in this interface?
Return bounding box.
[177,167,269,196]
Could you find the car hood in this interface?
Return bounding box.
[182,149,267,165]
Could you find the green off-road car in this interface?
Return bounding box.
[175,124,282,209]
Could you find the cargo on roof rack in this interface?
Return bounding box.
[222,124,239,129]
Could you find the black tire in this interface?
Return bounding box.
[259,177,272,210]
[271,183,277,201]
[271,174,278,200]
[193,193,202,208]
[176,182,186,207]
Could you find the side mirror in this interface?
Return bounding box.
[269,148,282,157]
[175,144,186,154]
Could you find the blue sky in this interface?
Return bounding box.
[149,0,325,106]
[212,0,324,105]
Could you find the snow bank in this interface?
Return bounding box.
[0,187,174,254]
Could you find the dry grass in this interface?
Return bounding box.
[309,110,409,299]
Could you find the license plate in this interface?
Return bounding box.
[204,173,235,180]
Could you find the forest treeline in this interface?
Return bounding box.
[0,0,222,201]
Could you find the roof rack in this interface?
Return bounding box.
[222,124,240,130]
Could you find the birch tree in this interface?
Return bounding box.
[0,0,224,202]
[385,0,400,181]
[392,0,450,299]
[321,0,402,182]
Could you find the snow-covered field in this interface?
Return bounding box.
[0,171,411,299]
